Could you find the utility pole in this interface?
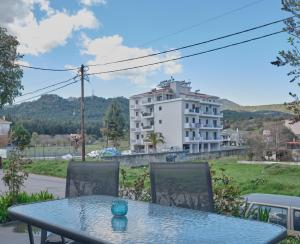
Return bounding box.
[80,64,86,161]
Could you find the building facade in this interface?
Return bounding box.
[129,79,223,153]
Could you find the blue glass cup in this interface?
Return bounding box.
[111,199,128,217]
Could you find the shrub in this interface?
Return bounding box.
[0,191,55,224]
[119,168,150,201]
[2,150,28,202]
[211,167,244,217]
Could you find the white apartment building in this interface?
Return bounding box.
[129,79,223,153]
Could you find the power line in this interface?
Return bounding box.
[94,0,269,62]
[18,63,79,72]
[87,17,291,67]
[87,30,285,76]
[141,0,270,46]
[14,79,79,104]
[19,75,78,97]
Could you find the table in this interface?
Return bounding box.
[8,195,287,244]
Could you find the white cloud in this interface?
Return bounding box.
[1,0,99,56]
[80,34,182,84]
[80,0,106,6]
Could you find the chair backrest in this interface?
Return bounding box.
[150,162,214,212]
[65,161,120,198]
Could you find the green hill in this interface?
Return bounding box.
[0,95,129,136]
[0,95,292,136]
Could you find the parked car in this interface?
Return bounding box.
[121,150,132,155]
[62,154,73,160]
[244,193,300,235]
[86,150,100,158]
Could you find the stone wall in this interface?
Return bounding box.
[101,147,246,167]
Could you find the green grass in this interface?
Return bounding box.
[23,160,68,178]
[20,156,300,197]
[210,157,300,196]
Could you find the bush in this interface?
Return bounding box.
[0,191,55,224]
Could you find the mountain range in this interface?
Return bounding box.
[0,95,291,136]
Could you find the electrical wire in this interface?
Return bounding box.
[93,0,270,62]
[18,63,79,72]
[14,79,79,104]
[19,75,78,97]
[86,17,292,67]
[87,30,285,76]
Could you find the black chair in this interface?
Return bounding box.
[43,160,120,244]
[65,161,120,197]
[149,162,214,212]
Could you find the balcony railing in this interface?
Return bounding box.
[142,125,154,131]
[142,112,153,118]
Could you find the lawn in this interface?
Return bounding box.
[20,156,300,196]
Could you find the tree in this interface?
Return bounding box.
[102,102,125,147]
[11,124,31,151]
[145,132,165,152]
[272,0,300,123]
[0,27,23,107]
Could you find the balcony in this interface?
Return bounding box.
[142,125,154,132]
[130,104,141,110]
[202,111,223,117]
[141,99,153,105]
[184,136,203,143]
[130,127,141,133]
[142,112,154,118]
[131,139,144,145]
[202,137,223,142]
[184,108,201,115]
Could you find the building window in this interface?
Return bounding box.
[159,106,162,111]
[135,100,139,105]
[214,132,217,139]
[185,103,189,109]
[206,119,209,125]
[185,117,189,123]
[192,118,195,123]
[148,97,152,102]
[141,135,144,139]
[136,111,138,116]
[136,134,139,140]
[136,123,139,128]
[185,131,189,137]
[157,95,162,101]
[192,104,195,109]
[159,120,162,124]
[294,210,300,231]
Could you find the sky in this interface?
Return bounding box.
[1,0,295,105]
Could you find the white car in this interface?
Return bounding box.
[121,150,132,155]
[86,150,100,158]
[62,154,73,160]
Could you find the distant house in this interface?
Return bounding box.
[0,117,12,147]
[284,120,300,138]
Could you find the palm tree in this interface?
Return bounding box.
[145,132,165,152]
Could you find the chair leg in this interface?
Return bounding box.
[40,229,47,244]
[27,224,35,244]
[61,235,66,244]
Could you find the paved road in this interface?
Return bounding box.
[0,170,66,198]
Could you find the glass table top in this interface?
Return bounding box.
[8,195,286,244]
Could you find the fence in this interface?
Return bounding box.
[102,147,246,167]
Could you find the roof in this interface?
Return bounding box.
[130,88,172,98]
[244,193,300,209]
[287,141,300,145]
[285,120,300,135]
[0,119,11,124]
